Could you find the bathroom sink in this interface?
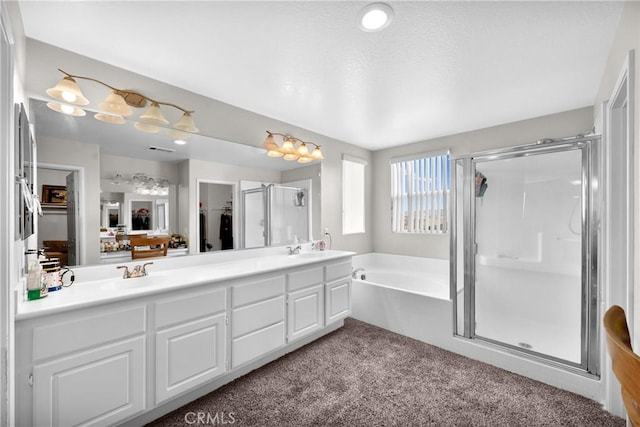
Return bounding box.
[288,252,328,259]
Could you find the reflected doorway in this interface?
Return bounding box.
[197,180,235,252]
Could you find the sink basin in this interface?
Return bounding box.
[288,252,328,259]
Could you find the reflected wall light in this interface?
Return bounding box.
[45,69,199,137]
[262,131,324,163]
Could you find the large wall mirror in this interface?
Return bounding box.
[30,98,321,268]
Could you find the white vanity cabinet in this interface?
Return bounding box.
[19,304,147,427]
[287,266,325,342]
[154,287,227,404]
[325,260,353,323]
[231,275,286,368]
[16,251,353,426]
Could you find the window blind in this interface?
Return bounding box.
[391,153,450,234]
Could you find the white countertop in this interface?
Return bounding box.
[17,249,353,321]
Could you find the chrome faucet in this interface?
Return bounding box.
[287,245,302,255]
[352,268,365,279]
[117,262,154,279]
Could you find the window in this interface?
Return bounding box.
[342,156,366,234]
[390,152,450,234]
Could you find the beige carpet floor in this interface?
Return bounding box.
[148,318,624,427]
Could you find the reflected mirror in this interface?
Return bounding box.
[30,98,321,268]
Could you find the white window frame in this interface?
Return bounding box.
[390,151,450,234]
[342,155,366,235]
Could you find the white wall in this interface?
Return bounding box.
[372,107,594,259]
[593,0,640,351]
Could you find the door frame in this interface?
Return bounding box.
[37,163,85,265]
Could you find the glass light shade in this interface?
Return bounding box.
[283,153,300,161]
[99,92,133,116]
[267,150,284,158]
[297,143,309,156]
[139,102,169,125]
[281,138,296,154]
[46,102,86,117]
[263,134,280,151]
[46,76,89,105]
[311,146,324,160]
[173,112,199,133]
[94,113,126,124]
[134,121,161,133]
[173,139,187,145]
[167,128,191,139]
[112,174,124,185]
[297,156,313,164]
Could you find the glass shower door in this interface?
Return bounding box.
[473,148,585,364]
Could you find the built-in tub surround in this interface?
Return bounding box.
[351,252,605,404]
[15,246,353,426]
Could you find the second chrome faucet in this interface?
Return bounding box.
[117,262,154,279]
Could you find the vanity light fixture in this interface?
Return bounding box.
[45,69,199,136]
[262,131,324,163]
[357,3,394,32]
[116,172,171,195]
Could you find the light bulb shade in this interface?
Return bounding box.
[46,76,89,105]
[46,102,86,117]
[99,92,133,116]
[263,134,280,151]
[283,153,300,161]
[134,121,161,133]
[95,113,126,124]
[311,146,324,160]
[281,138,296,154]
[267,150,284,158]
[173,112,199,133]
[139,102,169,125]
[297,156,313,164]
[167,128,192,139]
[297,143,309,156]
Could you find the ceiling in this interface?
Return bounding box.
[18,1,624,151]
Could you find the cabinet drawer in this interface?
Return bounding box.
[232,276,284,308]
[288,267,323,292]
[325,259,352,282]
[232,296,285,339]
[231,322,285,368]
[155,287,226,329]
[33,305,146,362]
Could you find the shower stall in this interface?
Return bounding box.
[451,136,600,374]
[241,184,309,249]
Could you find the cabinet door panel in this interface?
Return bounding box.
[33,336,145,427]
[326,279,351,323]
[288,284,324,342]
[156,313,226,404]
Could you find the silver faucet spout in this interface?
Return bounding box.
[117,262,153,279]
[352,268,365,279]
[287,245,302,255]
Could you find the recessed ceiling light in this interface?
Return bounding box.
[174,139,187,145]
[358,3,394,32]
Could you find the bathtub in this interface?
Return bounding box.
[350,252,602,403]
[350,253,454,347]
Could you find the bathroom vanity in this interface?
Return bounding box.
[15,248,352,426]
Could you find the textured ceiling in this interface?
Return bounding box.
[18,1,624,150]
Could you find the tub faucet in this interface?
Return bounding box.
[352,268,365,279]
[287,245,302,255]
